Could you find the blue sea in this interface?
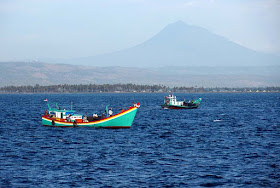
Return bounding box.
[0,93,279,187]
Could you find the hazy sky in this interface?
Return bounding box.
[0,0,279,61]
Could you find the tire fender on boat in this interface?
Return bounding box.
[73,120,77,127]
[52,119,55,126]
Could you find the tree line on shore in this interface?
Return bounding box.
[1,84,279,93]
[0,84,167,93]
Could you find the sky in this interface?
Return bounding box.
[0,0,279,62]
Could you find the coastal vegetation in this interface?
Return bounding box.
[1,84,279,93]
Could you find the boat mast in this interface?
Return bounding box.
[106,105,110,117]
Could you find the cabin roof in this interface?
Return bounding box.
[47,102,75,113]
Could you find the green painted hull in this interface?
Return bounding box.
[161,98,202,109]
[161,104,199,109]
[42,107,138,128]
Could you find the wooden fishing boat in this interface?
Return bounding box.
[161,95,202,109]
[42,102,140,128]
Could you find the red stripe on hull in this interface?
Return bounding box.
[43,124,131,129]
[161,105,198,109]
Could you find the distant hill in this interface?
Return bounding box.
[0,62,279,87]
[43,21,280,67]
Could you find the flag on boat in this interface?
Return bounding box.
[44,99,48,102]
[134,102,140,108]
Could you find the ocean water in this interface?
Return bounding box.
[0,93,279,187]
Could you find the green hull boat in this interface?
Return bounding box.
[161,95,202,109]
[42,102,140,128]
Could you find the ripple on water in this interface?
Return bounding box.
[0,93,279,187]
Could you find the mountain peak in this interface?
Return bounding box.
[165,20,190,30]
[44,22,280,67]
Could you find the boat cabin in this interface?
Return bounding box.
[164,95,184,106]
[46,103,82,122]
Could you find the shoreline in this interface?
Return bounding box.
[1,84,279,94]
[1,91,280,94]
